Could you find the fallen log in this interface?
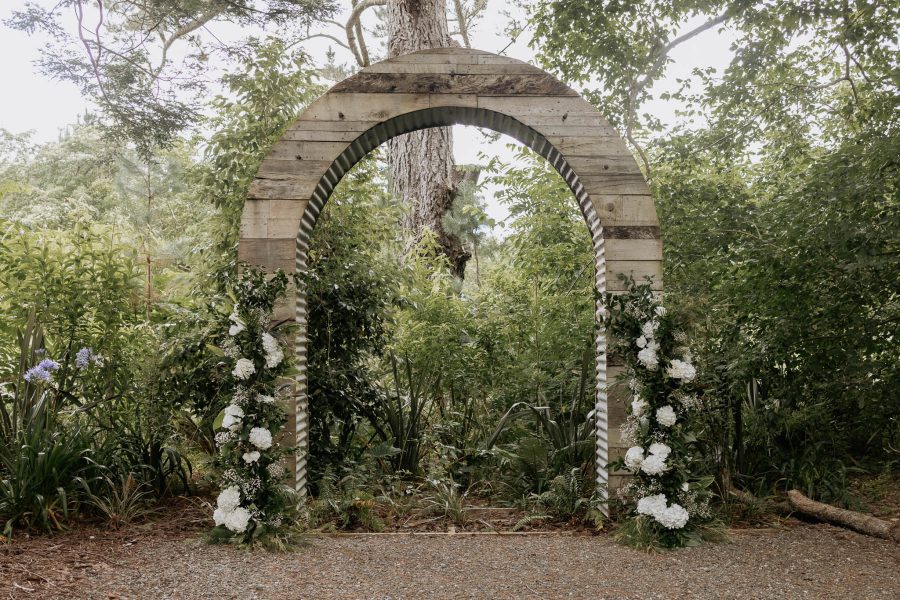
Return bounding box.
[787,489,900,543]
[724,482,792,515]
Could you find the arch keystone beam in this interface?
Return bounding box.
[239,47,663,511]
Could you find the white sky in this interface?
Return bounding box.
[0,2,736,228]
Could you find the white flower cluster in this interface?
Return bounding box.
[674,391,703,411]
[232,358,256,380]
[213,485,252,533]
[620,417,640,446]
[614,295,706,539]
[624,442,672,476]
[222,404,244,430]
[215,431,236,446]
[228,312,246,337]
[656,405,677,427]
[666,358,696,382]
[249,426,273,450]
[635,320,661,370]
[233,386,251,406]
[266,462,285,479]
[631,397,648,418]
[221,339,240,359]
[262,333,283,369]
[636,494,689,529]
[215,298,291,537]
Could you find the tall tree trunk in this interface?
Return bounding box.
[386,0,471,278]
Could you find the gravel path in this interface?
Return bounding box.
[2,523,898,599]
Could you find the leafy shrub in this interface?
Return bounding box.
[0,316,96,535]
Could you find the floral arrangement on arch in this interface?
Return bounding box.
[601,278,717,549]
[209,268,298,545]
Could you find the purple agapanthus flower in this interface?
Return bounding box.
[76,347,92,369]
[24,365,52,383]
[37,358,60,372]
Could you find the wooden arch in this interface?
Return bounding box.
[239,47,662,507]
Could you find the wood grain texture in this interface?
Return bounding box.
[331,72,577,97]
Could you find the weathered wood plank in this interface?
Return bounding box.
[249,175,319,201]
[237,239,295,273]
[591,194,659,226]
[566,155,644,177]
[605,237,662,261]
[580,174,651,196]
[279,128,363,142]
[545,135,635,157]
[605,260,663,290]
[429,93,479,109]
[266,140,355,163]
[240,199,269,238]
[363,62,542,75]
[298,93,430,122]
[331,73,577,97]
[604,226,661,240]
[256,158,333,178]
[478,96,616,130]
[285,119,379,133]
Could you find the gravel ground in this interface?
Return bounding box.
[2,521,898,600]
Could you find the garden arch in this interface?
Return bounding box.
[239,47,662,509]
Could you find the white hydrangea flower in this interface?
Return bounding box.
[637,494,689,529]
[232,358,256,380]
[249,427,273,450]
[242,450,261,463]
[637,347,659,370]
[656,405,677,427]
[624,446,645,471]
[222,404,244,431]
[636,494,667,517]
[631,398,648,417]
[640,453,669,476]
[636,335,648,349]
[648,442,671,460]
[261,333,284,369]
[266,348,284,369]
[666,359,697,382]
[641,321,659,337]
[217,485,241,512]
[213,507,227,526]
[228,313,246,337]
[256,393,276,404]
[654,503,689,529]
[223,506,251,533]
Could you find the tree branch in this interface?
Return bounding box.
[156,10,221,77]
[624,9,736,176]
[345,0,386,67]
[453,0,471,48]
